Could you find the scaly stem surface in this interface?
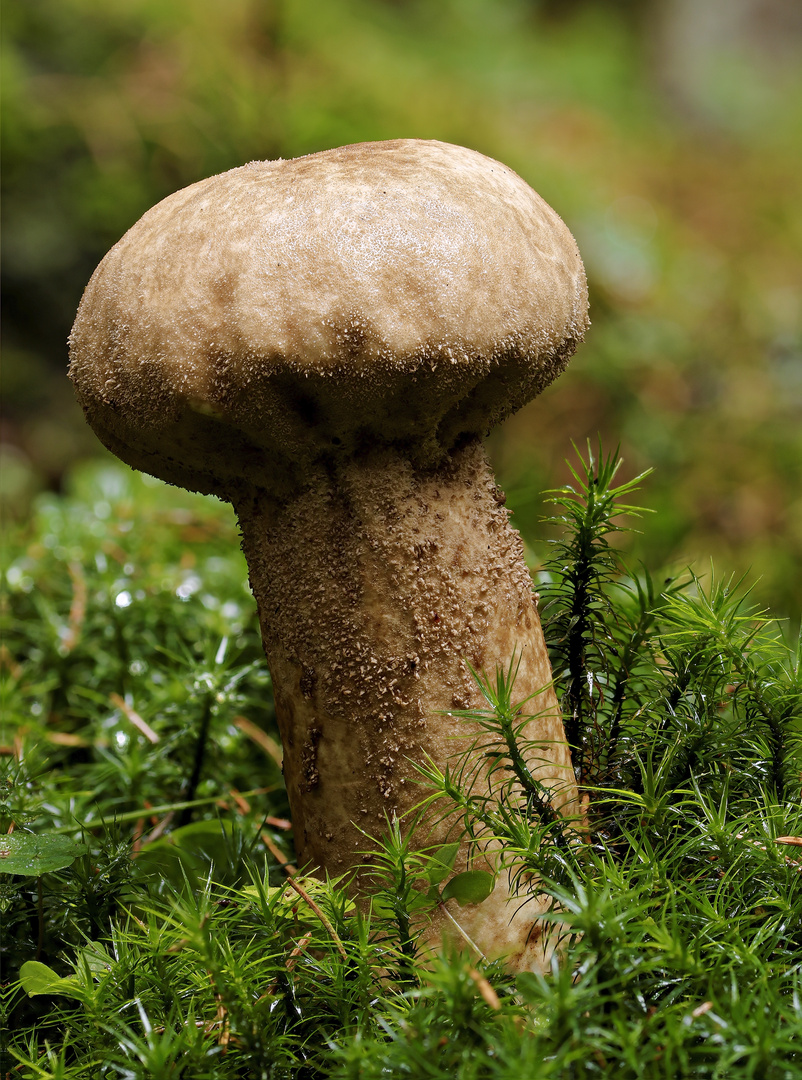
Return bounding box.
[235,438,578,969]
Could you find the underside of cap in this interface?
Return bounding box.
[69,139,589,499]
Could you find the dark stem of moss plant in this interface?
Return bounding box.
[392,858,419,985]
[36,877,43,962]
[541,444,652,788]
[178,693,214,828]
[562,539,594,780]
[495,700,569,849]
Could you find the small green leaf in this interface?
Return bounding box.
[369,895,396,920]
[20,961,83,999]
[406,890,433,913]
[0,834,88,877]
[425,842,461,886]
[426,884,442,904]
[441,870,495,906]
[78,941,113,979]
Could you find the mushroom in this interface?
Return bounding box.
[69,139,588,970]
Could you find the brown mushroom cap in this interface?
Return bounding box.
[69,139,588,499]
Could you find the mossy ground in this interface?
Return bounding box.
[2,449,801,1078]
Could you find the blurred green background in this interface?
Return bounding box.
[3,0,802,616]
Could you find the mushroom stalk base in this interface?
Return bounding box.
[234,438,578,971]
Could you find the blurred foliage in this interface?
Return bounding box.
[2,0,802,614]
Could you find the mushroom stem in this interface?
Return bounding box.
[233,437,578,968]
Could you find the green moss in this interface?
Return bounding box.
[2,450,801,1078]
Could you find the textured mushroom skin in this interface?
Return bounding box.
[69,140,588,495]
[235,439,577,966]
[68,139,589,970]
